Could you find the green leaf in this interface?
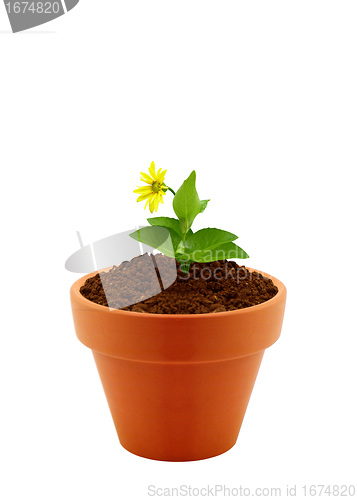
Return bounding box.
[200,199,210,213]
[148,217,193,240]
[129,226,179,257]
[147,217,181,236]
[184,228,238,252]
[174,228,248,263]
[211,242,250,261]
[172,171,202,236]
[176,241,249,263]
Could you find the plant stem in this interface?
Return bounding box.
[167,187,176,196]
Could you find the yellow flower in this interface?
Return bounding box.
[133,161,167,213]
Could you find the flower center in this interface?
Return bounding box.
[152,181,161,193]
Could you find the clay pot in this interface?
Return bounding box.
[70,267,286,461]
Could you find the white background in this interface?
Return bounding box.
[1,1,356,499]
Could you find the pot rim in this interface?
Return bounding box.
[70,265,286,318]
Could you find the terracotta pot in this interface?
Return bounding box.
[70,267,286,461]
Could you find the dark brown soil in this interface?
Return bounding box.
[79,253,279,314]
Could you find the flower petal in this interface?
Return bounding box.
[133,186,152,194]
[154,195,160,212]
[149,196,156,213]
[140,172,154,184]
[136,193,151,202]
[148,161,156,179]
[144,196,152,210]
[157,169,167,184]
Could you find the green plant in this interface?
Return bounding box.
[130,163,249,272]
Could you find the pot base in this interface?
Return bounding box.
[119,438,238,462]
[92,350,264,462]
